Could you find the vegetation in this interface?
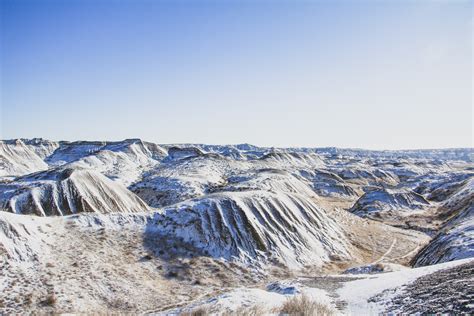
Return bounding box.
[276,295,334,316]
[42,294,56,307]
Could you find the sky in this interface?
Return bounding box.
[1,0,472,149]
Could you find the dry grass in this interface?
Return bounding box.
[275,295,334,316]
[182,304,265,316]
[106,296,138,311]
[223,305,266,316]
[42,294,57,307]
[24,293,33,306]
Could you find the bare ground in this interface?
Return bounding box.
[0,220,263,314]
[0,198,431,314]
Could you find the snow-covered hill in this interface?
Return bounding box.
[413,179,474,266]
[0,138,472,314]
[0,167,149,216]
[349,188,431,219]
[0,140,51,177]
[150,191,351,268]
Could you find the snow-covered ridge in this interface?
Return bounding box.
[149,191,352,268]
[0,167,149,216]
[1,138,473,268]
[350,188,430,218]
[413,179,474,266]
[0,139,50,177]
[1,138,473,314]
[45,139,166,166]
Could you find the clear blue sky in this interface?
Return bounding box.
[1,0,472,149]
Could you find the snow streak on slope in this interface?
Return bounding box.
[299,169,359,198]
[131,154,231,207]
[148,191,352,268]
[224,169,317,198]
[1,168,149,216]
[1,138,473,269]
[1,138,474,314]
[413,179,474,266]
[46,139,166,167]
[414,173,472,202]
[0,140,50,177]
[67,142,164,186]
[350,188,430,218]
[21,138,59,160]
[334,165,399,186]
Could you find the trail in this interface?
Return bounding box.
[390,243,424,261]
[372,238,397,264]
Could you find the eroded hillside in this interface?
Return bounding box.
[0,139,472,314]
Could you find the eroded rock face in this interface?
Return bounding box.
[1,139,474,314]
[147,190,352,268]
[349,188,430,219]
[299,169,359,198]
[165,146,205,161]
[46,139,166,167]
[413,179,474,267]
[0,138,473,269]
[1,168,149,216]
[0,139,51,177]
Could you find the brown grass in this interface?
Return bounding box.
[42,294,57,307]
[223,305,266,316]
[275,295,334,316]
[24,293,33,306]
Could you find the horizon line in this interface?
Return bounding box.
[2,137,473,152]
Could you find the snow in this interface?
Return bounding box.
[0,211,57,262]
[1,168,150,216]
[350,188,430,217]
[148,190,352,269]
[414,178,474,266]
[161,281,335,315]
[1,138,473,313]
[0,140,50,176]
[338,258,474,315]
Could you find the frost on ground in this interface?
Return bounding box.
[373,260,473,314]
[337,258,473,315]
[0,139,473,314]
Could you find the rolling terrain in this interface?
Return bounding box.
[0,139,472,314]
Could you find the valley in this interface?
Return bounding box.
[0,138,472,314]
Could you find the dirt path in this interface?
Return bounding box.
[372,238,397,264]
[389,242,423,261]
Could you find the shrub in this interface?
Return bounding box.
[24,293,33,305]
[43,294,57,307]
[276,295,334,316]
